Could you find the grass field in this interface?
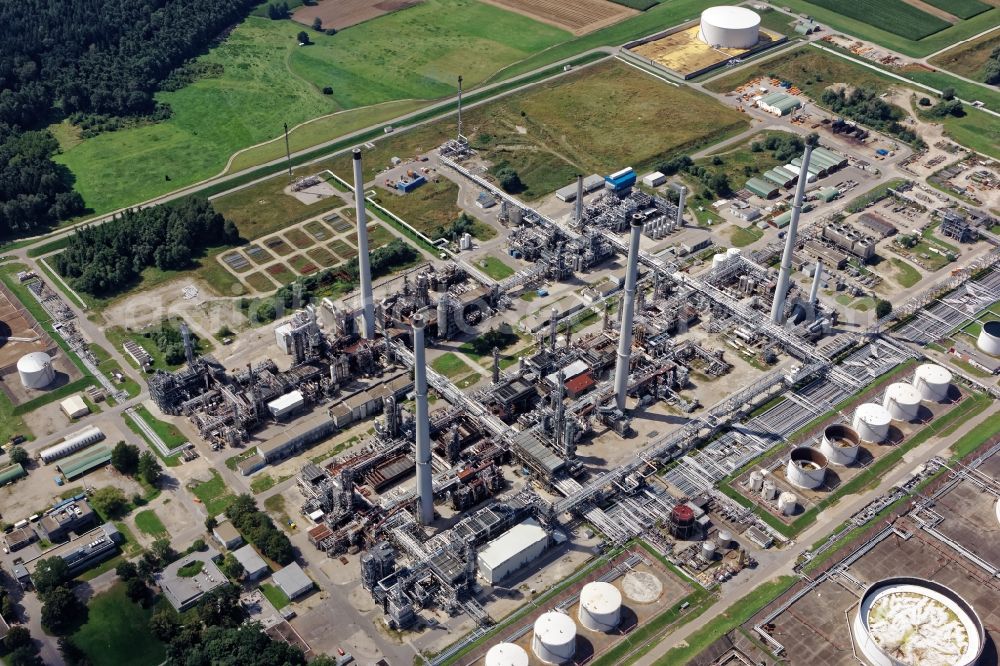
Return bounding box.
[190,470,235,516]
[54,0,570,217]
[134,509,167,536]
[70,584,168,666]
[430,352,470,378]
[772,0,998,57]
[477,256,516,280]
[261,582,291,609]
[373,179,494,241]
[929,29,1000,80]
[728,225,764,248]
[890,258,922,287]
[919,0,991,20]
[807,0,949,40]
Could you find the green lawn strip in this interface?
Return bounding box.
[190,470,235,516]
[728,225,763,248]
[225,449,258,471]
[260,582,290,610]
[477,256,516,280]
[250,473,289,494]
[134,509,167,537]
[928,29,1000,80]
[921,222,960,254]
[123,414,182,468]
[431,352,470,378]
[890,258,921,288]
[177,560,204,577]
[70,583,168,666]
[654,576,798,665]
[135,405,188,448]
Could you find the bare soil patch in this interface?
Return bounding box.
[292,0,422,31]
[477,0,637,35]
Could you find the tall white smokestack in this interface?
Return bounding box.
[549,308,558,351]
[413,314,433,525]
[675,185,686,228]
[809,259,823,305]
[770,143,813,325]
[614,219,643,410]
[353,149,376,339]
[574,175,584,224]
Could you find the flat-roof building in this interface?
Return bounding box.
[40,499,96,542]
[212,520,244,550]
[477,518,549,584]
[232,544,269,581]
[60,395,89,420]
[158,548,228,611]
[271,563,313,600]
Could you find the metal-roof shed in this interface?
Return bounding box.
[773,210,793,228]
[0,463,25,486]
[745,177,778,199]
[272,563,313,600]
[772,96,802,115]
[818,187,839,202]
[477,519,549,584]
[56,445,112,480]
[763,168,794,188]
[232,544,269,580]
[813,147,847,168]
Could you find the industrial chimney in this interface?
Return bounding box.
[770,143,814,325]
[353,149,376,339]
[614,218,643,410]
[574,175,584,224]
[412,314,434,525]
[675,185,686,228]
[809,259,823,306]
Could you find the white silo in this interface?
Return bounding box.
[578,582,622,632]
[883,382,922,422]
[17,351,55,389]
[977,321,1000,356]
[701,540,716,562]
[819,424,861,466]
[712,253,727,270]
[786,447,828,489]
[532,612,576,664]
[761,478,777,500]
[485,643,530,666]
[913,364,952,402]
[716,530,732,549]
[748,470,764,493]
[852,403,891,443]
[726,247,742,260]
[778,492,798,516]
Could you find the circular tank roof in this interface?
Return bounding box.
[581,582,622,614]
[885,382,922,405]
[983,320,1000,337]
[534,611,576,642]
[672,504,694,522]
[701,5,761,30]
[915,364,952,385]
[855,403,892,426]
[486,643,530,666]
[17,351,51,372]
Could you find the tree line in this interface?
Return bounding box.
[820,87,922,147]
[53,197,239,296]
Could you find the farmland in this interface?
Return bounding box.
[929,29,1000,80]
[919,0,991,20]
[771,0,999,56]
[477,0,637,35]
[53,0,570,217]
[803,0,948,41]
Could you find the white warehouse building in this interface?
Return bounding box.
[477,518,549,584]
[698,6,760,49]
[40,425,105,464]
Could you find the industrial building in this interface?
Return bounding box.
[158,549,228,611]
[822,223,878,261]
[39,499,96,542]
[232,544,269,581]
[0,463,25,487]
[745,177,779,199]
[940,210,977,243]
[56,444,112,480]
[476,518,549,584]
[857,212,897,237]
[4,526,36,552]
[271,562,313,600]
[60,395,89,420]
[212,520,244,550]
[756,92,801,116]
[555,174,604,202]
[39,425,105,464]
[605,167,636,193]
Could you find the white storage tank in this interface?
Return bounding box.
[761,478,777,500]
[698,6,761,49]
[883,382,922,422]
[819,424,861,466]
[852,403,891,443]
[786,447,828,489]
[778,491,798,516]
[712,252,727,270]
[716,530,732,549]
[485,643,530,666]
[726,247,742,259]
[913,364,952,402]
[578,581,622,632]
[748,470,764,492]
[532,612,577,664]
[17,351,55,390]
[977,321,1000,356]
[701,540,716,562]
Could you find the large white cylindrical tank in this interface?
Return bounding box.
[698,6,761,49]
[532,612,576,664]
[786,447,828,489]
[778,491,797,516]
[883,382,922,422]
[701,540,716,562]
[761,478,777,500]
[748,470,764,492]
[820,424,861,466]
[978,321,1000,356]
[853,578,984,666]
[485,643,530,666]
[913,364,953,402]
[853,403,891,443]
[716,530,732,549]
[17,351,55,390]
[712,253,726,270]
[578,582,622,632]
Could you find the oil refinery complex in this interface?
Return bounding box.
[1,3,999,666]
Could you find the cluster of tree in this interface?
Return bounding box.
[925,98,964,118]
[242,238,417,324]
[140,318,202,366]
[2,625,44,666]
[875,299,892,318]
[985,46,1000,85]
[491,162,524,193]
[111,441,162,486]
[655,155,693,177]
[820,87,922,147]
[750,134,805,162]
[8,445,29,467]
[0,125,85,238]
[429,213,477,243]
[684,166,732,198]
[0,585,14,620]
[224,495,294,565]
[31,557,87,635]
[467,327,518,357]
[89,486,131,520]
[266,2,291,19]
[54,198,239,296]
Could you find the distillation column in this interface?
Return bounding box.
[614,219,643,410]
[413,314,434,525]
[353,149,376,339]
[574,175,584,224]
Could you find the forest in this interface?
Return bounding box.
[53,198,239,296]
[0,0,260,238]
[821,87,923,147]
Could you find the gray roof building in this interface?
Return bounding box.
[232,544,269,581]
[271,563,313,600]
[158,548,228,611]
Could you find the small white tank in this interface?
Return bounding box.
[532,612,576,664]
[17,351,55,390]
[701,540,716,562]
[883,382,922,421]
[761,478,778,500]
[712,253,727,269]
[852,403,891,443]
[726,247,742,259]
[716,530,732,549]
[820,424,861,466]
[786,447,828,490]
[778,491,798,515]
[486,643,530,666]
[578,582,622,632]
[748,470,764,492]
[913,364,952,402]
[978,321,1000,356]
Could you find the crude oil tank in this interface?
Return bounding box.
[578,582,622,632]
[532,612,576,664]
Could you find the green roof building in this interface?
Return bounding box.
[57,444,112,480]
[745,177,779,199]
[773,210,793,228]
[0,463,26,486]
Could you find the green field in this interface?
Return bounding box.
[804,0,949,39]
[477,256,516,280]
[261,582,290,609]
[431,352,471,378]
[70,584,168,666]
[773,0,998,56]
[190,470,236,516]
[929,29,1000,80]
[920,0,991,20]
[728,225,764,248]
[374,179,495,241]
[134,509,167,536]
[890,258,922,288]
[53,0,570,217]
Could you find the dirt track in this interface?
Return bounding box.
[292,0,422,31]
